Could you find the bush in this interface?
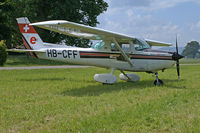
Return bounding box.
[0,40,7,66]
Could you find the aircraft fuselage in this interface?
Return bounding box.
[37,47,175,73]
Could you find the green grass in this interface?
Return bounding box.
[0,65,200,132]
[180,58,200,64]
[4,55,69,67]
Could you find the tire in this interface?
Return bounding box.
[154,79,164,86]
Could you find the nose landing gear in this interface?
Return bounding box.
[154,72,164,86]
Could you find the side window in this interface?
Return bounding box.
[133,39,150,51]
[111,43,118,51]
[111,43,130,52]
[92,41,105,50]
[134,44,143,51]
[122,44,130,52]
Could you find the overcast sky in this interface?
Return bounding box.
[97,0,200,47]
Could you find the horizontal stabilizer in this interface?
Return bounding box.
[7,49,46,53]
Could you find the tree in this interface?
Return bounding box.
[3,0,108,48]
[182,41,200,58]
[0,40,7,66]
[0,1,12,47]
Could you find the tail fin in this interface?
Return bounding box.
[17,17,44,51]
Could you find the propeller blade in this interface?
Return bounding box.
[175,35,180,80]
[176,60,180,80]
[176,35,179,54]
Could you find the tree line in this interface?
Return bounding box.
[0,0,108,48]
[182,41,200,58]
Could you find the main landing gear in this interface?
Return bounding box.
[94,69,141,84]
[154,72,164,86]
[94,68,118,84]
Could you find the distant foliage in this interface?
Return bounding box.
[182,41,200,58]
[1,0,108,48]
[0,1,12,47]
[0,40,7,66]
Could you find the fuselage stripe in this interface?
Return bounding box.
[79,51,173,60]
[80,53,110,56]
[131,55,172,59]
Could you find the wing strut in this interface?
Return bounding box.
[120,70,131,80]
[112,38,134,67]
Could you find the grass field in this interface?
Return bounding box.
[0,65,200,132]
[180,58,200,64]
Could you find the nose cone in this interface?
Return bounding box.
[172,52,184,60]
[178,54,184,60]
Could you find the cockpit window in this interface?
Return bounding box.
[92,39,150,51]
[92,41,105,50]
[133,39,150,51]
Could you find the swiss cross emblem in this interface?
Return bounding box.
[23,25,30,32]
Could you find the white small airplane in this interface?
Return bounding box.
[8,17,184,85]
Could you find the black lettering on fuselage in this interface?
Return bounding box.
[52,49,57,57]
[73,50,78,58]
[47,49,57,57]
[68,50,72,58]
[47,49,78,59]
[62,50,68,58]
[47,49,52,57]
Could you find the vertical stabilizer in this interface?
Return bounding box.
[17,17,44,51]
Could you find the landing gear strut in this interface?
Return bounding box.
[154,72,164,86]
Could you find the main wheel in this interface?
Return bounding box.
[154,79,164,86]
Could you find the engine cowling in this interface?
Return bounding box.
[119,73,140,82]
[94,74,118,84]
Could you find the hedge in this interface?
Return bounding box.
[0,40,7,66]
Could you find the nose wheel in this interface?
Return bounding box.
[154,72,164,86]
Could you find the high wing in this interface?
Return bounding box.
[30,20,133,43]
[30,20,172,46]
[30,19,172,67]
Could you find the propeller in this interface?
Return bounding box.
[172,36,184,80]
[176,36,180,80]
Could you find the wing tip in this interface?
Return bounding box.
[30,20,68,26]
[146,39,172,46]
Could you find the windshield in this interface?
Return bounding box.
[92,41,105,50]
[133,39,150,51]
